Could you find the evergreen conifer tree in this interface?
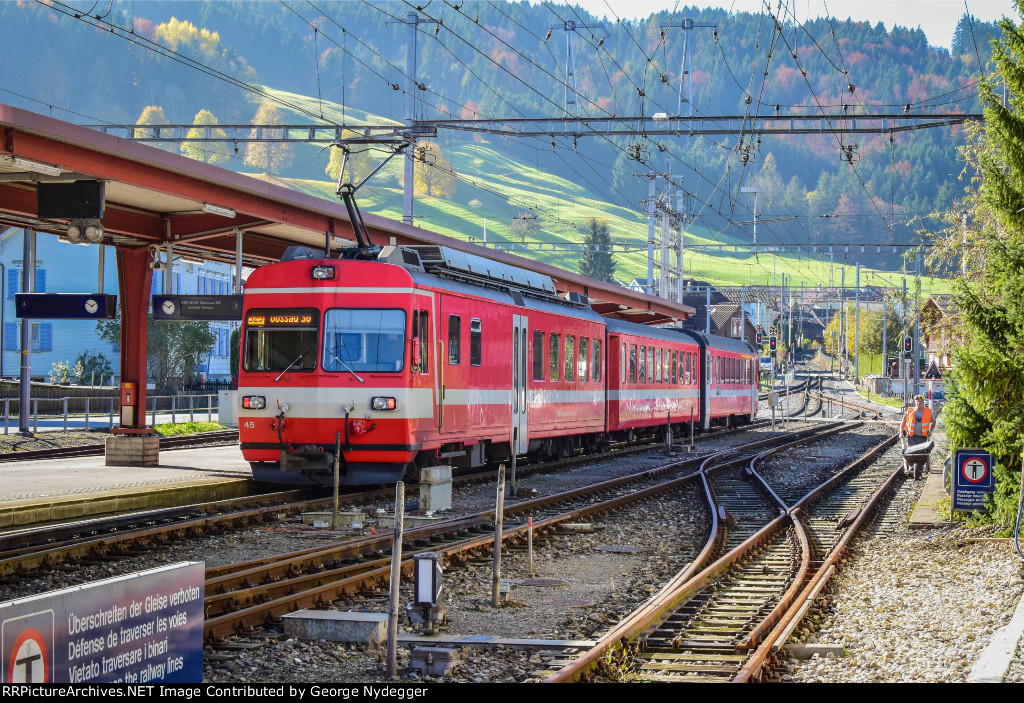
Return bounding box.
[578,219,616,283]
[942,8,1024,525]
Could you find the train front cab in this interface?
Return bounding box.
[238,258,424,486]
[681,330,758,430]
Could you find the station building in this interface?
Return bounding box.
[0,227,238,383]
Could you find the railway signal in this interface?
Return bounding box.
[756,331,763,346]
[903,335,913,353]
[769,335,777,352]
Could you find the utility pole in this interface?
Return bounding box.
[840,267,845,380]
[389,12,436,226]
[551,20,606,119]
[676,189,685,304]
[855,263,860,384]
[882,294,888,395]
[636,173,658,294]
[914,251,922,398]
[18,229,35,436]
[660,19,717,117]
[740,186,760,247]
[660,197,670,299]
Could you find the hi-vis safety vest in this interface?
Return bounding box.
[904,407,932,437]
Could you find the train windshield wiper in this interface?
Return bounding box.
[325,347,365,383]
[275,347,312,382]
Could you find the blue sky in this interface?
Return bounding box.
[570,1,1016,49]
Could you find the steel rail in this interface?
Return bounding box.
[203,424,841,640]
[732,435,901,682]
[0,430,240,462]
[544,422,850,682]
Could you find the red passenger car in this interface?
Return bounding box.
[237,244,759,486]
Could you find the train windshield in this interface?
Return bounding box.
[323,309,406,373]
[243,308,319,373]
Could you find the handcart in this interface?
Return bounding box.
[900,436,934,480]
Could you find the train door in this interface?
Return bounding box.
[512,314,529,454]
[440,298,468,434]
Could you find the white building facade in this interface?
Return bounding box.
[0,228,238,383]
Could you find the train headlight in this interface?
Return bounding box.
[242,395,266,409]
[312,265,336,280]
[371,396,398,411]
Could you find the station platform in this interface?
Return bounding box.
[0,444,253,528]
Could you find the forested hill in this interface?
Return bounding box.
[0,1,1002,277]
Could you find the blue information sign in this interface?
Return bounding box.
[952,448,996,512]
[0,562,203,683]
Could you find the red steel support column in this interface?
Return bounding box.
[112,245,153,435]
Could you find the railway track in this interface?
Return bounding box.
[545,423,900,683]
[198,421,859,642]
[0,429,241,462]
[0,418,778,577]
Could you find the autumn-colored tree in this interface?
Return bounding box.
[399,141,456,198]
[155,18,221,58]
[135,105,176,153]
[325,132,374,186]
[181,109,231,164]
[244,103,293,173]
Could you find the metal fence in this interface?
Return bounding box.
[1,393,221,434]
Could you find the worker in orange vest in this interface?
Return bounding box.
[901,395,934,448]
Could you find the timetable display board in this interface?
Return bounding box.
[153,295,243,321]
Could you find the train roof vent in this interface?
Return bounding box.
[412,245,445,265]
[377,245,425,271]
[397,245,559,299]
[564,291,588,304]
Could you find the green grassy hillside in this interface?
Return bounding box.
[253,88,949,293]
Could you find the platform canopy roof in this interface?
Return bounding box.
[0,104,693,324]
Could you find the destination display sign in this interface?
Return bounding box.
[14,294,116,320]
[952,448,996,513]
[152,295,243,321]
[0,562,203,683]
[245,308,318,328]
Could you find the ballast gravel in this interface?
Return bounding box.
[787,415,1024,684]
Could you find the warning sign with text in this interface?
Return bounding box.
[1,562,203,683]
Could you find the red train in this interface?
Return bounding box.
[237,245,759,486]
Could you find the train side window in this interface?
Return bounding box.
[469,318,482,366]
[621,343,626,383]
[419,310,429,372]
[647,347,654,384]
[664,349,670,383]
[578,337,588,382]
[448,315,461,365]
[655,349,662,384]
[638,344,646,384]
[683,352,689,384]
[564,335,576,381]
[549,333,561,381]
[533,330,544,381]
[672,350,678,384]
[593,339,601,382]
[629,344,637,383]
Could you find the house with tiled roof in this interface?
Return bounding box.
[922,294,960,373]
